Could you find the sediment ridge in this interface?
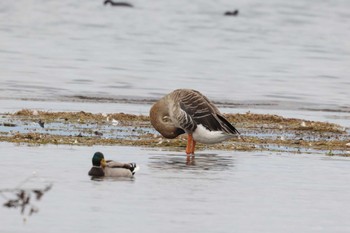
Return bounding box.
[0,109,349,156]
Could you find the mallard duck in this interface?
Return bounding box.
[103,0,133,7]
[88,152,138,177]
[150,89,240,155]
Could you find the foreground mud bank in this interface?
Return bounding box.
[1,109,349,156]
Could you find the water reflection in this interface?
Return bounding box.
[3,144,350,232]
[90,176,135,182]
[149,153,234,172]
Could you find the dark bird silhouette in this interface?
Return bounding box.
[38,120,45,128]
[94,131,103,136]
[104,0,133,7]
[224,10,239,16]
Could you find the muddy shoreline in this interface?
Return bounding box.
[1,109,349,156]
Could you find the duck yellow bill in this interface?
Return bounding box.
[101,158,107,168]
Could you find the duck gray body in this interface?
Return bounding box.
[88,162,135,177]
[88,152,138,178]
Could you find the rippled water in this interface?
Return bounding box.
[1,143,350,233]
[1,0,350,111]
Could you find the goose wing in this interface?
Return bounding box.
[177,90,239,135]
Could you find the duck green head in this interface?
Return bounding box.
[92,152,106,167]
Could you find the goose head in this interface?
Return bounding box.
[150,98,185,139]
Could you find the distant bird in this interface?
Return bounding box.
[103,0,133,7]
[38,120,45,128]
[94,131,103,136]
[150,89,240,155]
[88,152,139,177]
[224,10,239,16]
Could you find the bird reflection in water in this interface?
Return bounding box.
[149,153,234,172]
[90,176,135,182]
[186,155,195,166]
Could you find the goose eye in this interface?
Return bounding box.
[162,116,171,123]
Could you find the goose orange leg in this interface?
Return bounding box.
[191,140,196,154]
[186,134,193,155]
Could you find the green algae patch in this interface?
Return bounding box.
[1,109,349,156]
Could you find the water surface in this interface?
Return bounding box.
[1,143,350,233]
[0,0,349,111]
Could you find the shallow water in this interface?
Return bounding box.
[1,143,350,233]
[0,0,350,111]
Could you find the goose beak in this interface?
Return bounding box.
[101,158,107,168]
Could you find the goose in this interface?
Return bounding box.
[88,152,138,177]
[103,0,133,7]
[150,89,240,155]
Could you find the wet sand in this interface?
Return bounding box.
[1,109,349,156]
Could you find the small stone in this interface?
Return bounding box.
[3,123,17,127]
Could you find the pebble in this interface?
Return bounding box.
[346,142,350,147]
